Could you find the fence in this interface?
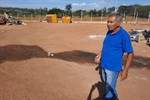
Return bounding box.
[14,13,150,24]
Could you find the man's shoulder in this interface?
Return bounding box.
[120,27,127,32]
[120,27,130,36]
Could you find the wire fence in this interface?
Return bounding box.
[14,13,150,24]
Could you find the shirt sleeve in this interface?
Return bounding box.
[123,33,134,53]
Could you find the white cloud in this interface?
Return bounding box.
[101,0,111,3]
[72,3,80,6]
[122,4,127,6]
[90,3,99,8]
[90,3,96,6]
[72,3,87,7]
[103,0,111,2]
[81,3,87,6]
[72,2,100,8]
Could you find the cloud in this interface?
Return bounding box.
[103,0,111,2]
[122,4,127,6]
[101,0,111,3]
[90,3,100,8]
[72,2,100,8]
[72,3,87,7]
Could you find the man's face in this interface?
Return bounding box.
[107,16,120,31]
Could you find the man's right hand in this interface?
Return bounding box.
[94,51,102,63]
[94,54,101,63]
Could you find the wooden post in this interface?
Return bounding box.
[91,13,92,21]
[81,11,83,22]
[135,12,138,24]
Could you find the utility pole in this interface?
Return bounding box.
[135,12,138,24]
[91,13,92,21]
[39,7,42,22]
[31,13,33,21]
[124,12,126,18]
[134,7,137,19]
[148,12,150,23]
[123,12,126,23]
[23,12,26,21]
[101,10,103,22]
[72,12,73,22]
[81,11,83,22]
[115,0,118,12]
[17,13,19,19]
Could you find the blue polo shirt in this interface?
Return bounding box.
[100,27,133,72]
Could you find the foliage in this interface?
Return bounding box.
[107,7,115,14]
[118,4,150,18]
[0,7,48,17]
[0,4,149,18]
[73,10,82,17]
[47,8,64,18]
[65,4,72,16]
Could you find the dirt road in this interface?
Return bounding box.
[0,22,150,100]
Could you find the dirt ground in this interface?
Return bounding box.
[0,22,150,100]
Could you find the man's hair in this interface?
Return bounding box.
[108,12,122,22]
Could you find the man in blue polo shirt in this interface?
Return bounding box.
[94,12,134,100]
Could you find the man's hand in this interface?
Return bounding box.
[94,55,101,63]
[120,52,133,81]
[120,69,128,81]
[94,51,101,63]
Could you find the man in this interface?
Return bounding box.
[94,12,134,100]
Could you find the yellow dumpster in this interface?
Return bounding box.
[62,16,71,23]
[47,14,58,23]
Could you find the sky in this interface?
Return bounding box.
[0,0,150,10]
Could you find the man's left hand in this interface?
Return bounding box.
[120,70,128,81]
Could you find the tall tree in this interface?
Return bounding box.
[65,4,72,16]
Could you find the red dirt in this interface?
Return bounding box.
[0,22,150,100]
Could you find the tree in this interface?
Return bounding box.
[101,7,107,16]
[47,8,64,17]
[0,4,149,19]
[107,7,115,14]
[89,9,98,17]
[73,10,82,17]
[117,4,150,18]
[65,4,72,16]
[118,5,133,16]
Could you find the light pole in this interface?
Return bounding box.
[134,7,137,19]
[115,0,118,12]
[81,10,83,22]
[72,12,73,22]
[135,12,138,24]
[148,12,150,23]
[101,10,103,22]
[91,12,92,21]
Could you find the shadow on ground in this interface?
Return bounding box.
[0,44,97,64]
[87,81,106,100]
[0,44,48,64]
[87,66,106,100]
[53,50,96,64]
[0,44,150,69]
[123,55,150,68]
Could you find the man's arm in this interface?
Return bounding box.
[120,52,134,81]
